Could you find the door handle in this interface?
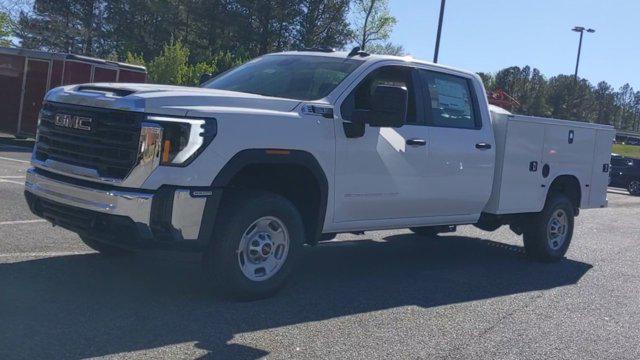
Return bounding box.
[475,142,492,150]
[406,138,427,146]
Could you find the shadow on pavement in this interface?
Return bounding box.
[0,233,592,359]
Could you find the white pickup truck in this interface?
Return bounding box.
[24,49,615,299]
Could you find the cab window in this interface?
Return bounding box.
[419,70,480,129]
[340,66,421,124]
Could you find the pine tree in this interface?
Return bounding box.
[16,0,108,56]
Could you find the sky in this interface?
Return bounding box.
[387,0,640,90]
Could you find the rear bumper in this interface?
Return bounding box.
[24,168,216,250]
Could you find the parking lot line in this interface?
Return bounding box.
[0,219,47,226]
[0,178,24,185]
[0,176,26,179]
[0,251,91,258]
[0,155,30,163]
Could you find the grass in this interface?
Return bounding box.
[612,144,640,159]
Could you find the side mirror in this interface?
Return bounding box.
[199,73,213,85]
[362,85,407,128]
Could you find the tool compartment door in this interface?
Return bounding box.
[495,120,546,213]
[588,129,615,208]
[541,125,595,207]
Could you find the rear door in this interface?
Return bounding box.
[416,69,495,216]
[18,58,50,135]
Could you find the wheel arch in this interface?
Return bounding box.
[201,149,329,245]
[547,174,582,212]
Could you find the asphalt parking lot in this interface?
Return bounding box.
[1,138,639,360]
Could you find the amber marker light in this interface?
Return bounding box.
[162,140,172,163]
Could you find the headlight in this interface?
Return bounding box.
[146,115,217,166]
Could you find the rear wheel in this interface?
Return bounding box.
[627,179,640,196]
[522,193,574,262]
[79,234,133,256]
[204,191,304,300]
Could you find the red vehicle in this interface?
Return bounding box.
[0,47,147,138]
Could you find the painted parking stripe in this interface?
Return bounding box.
[0,251,91,258]
[0,219,47,226]
[0,178,24,185]
[0,156,30,163]
[0,176,26,179]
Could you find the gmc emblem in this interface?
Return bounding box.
[54,114,92,131]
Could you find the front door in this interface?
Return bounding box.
[334,65,432,223]
[19,59,50,135]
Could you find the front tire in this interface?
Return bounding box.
[627,179,640,196]
[205,191,304,300]
[523,193,575,262]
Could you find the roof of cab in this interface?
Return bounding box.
[271,50,478,78]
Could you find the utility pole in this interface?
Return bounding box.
[572,26,595,80]
[433,0,446,63]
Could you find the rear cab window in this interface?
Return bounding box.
[418,69,481,129]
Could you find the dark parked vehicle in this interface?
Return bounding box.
[610,154,640,196]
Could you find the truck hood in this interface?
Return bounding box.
[44,82,302,116]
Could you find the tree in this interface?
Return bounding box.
[546,75,596,122]
[15,0,109,56]
[230,0,302,55]
[181,61,217,87]
[0,11,11,46]
[296,0,352,49]
[366,42,404,55]
[104,0,184,61]
[145,40,231,87]
[593,81,616,125]
[124,52,145,67]
[350,0,397,51]
[615,84,636,130]
[209,51,248,74]
[147,40,190,85]
[477,72,494,92]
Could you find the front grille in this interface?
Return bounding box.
[35,102,143,179]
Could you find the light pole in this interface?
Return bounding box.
[433,0,446,63]
[572,26,595,80]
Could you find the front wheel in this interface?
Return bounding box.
[204,191,304,300]
[627,179,640,196]
[522,193,575,262]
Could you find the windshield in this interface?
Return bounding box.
[203,55,364,101]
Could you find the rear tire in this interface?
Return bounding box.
[79,234,132,256]
[627,179,640,196]
[204,190,304,300]
[522,193,574,262]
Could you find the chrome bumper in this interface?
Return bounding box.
[24,168,207,241]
